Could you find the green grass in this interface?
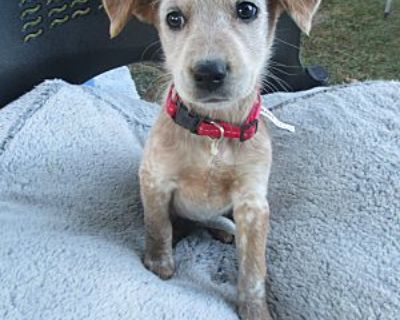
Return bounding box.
[302,0,400,83]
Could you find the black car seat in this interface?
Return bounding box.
[0,0,328,108]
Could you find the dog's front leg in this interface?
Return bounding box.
[140,169,175,280]
[233,188,271,320]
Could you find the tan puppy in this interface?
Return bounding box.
[103,1,320,319]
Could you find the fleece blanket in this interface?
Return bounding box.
[0,69,399,320]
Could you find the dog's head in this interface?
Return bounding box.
[103,0,320,108]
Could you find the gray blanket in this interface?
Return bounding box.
[0,73,399,320]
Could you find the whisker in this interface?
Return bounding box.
[269,60,303,69]
[273,36,301,50]
[263,71,292,93]
[269,73,292,92]
[150,47,165,61]
[140,39,162,61]
[261,77,281,93]
[266,66,293,90]
[268,65,299,77]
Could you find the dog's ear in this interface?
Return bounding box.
[277,0,321,34]
[102,0,159,38]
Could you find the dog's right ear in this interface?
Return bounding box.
[102,0,159,38]
[277,0,321,35]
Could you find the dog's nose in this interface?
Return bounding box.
[193,60,227,92]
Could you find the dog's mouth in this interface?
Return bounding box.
[192,87,237,104]
[185,88,232,106]
[197,97,230,104]
[182,88,253,109]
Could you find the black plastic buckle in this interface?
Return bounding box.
[240,119,259,142]
[173,102,202,134]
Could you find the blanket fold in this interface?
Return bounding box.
[0,76,399,320]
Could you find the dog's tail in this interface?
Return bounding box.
[201,216,236,236]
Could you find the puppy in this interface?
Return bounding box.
[103,1,320,319]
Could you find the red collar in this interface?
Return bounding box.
[165,86,261,141]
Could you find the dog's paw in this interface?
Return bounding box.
[144,253,175,280]
[238,300,272,320]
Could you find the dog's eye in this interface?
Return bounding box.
[236,2,258,21]
[166,10,186,30]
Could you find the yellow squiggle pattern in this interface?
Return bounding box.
[71,0,89,8]
[24,29,44,42]
[22,16,43,31]
[20,4,42,19]
[20,0,99,42]
[72,7,91,19]
[48,4,68,17]
[50,15,69,28]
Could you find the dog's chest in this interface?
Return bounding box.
[172,145,236,221]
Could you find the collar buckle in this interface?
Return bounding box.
[240,119,259,142]
[174,102,202,133]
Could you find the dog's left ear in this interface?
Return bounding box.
[278,0,321,34]
[103,0,159,38]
